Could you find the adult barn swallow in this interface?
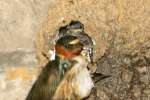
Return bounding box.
[26,35,94,100]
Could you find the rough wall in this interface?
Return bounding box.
[37,0,150,99]
[0,0,55,68]
[0,0,150,100]
[37,0,150,66]
[0,0,54,99]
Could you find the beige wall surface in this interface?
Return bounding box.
[0,0,150,100]
[0,0,55,68]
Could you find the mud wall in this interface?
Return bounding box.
[0,0,150,100]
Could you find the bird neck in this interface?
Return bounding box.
[55,55,72,76]
[55,44,81,59]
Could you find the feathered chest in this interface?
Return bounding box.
[53,56,94,100]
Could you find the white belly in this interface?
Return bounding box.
[54,56,94,99]
[71,56,94,98]
[73,67,94,98]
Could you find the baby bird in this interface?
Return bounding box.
[58,20,94,64]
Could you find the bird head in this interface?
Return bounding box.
[55,35,83,60]
[59,20,84,37]
[58,20,95,64]
[66,20,84,33]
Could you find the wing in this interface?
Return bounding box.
[53,61,78,100]
[26,61,61,100]
[92,72,111,83]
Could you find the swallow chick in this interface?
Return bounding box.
[26,35,94,100]
[58,20,95,64]
[58,21,111,78]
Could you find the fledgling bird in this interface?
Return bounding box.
[59,20,95,64]
[26,35,94,100]
[58,21,111,81]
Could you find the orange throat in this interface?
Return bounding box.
[55,45,81,59]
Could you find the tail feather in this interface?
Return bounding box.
[92,73,111,83]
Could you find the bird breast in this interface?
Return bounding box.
[53,56,94,99]
[72,65,94,99]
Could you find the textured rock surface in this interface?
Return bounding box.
[0,0,55,67]
[0,67,38,100]
[0,0,55,51]
[0,0,54,99]
[37,0,150,100]
[0,0,150,100]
